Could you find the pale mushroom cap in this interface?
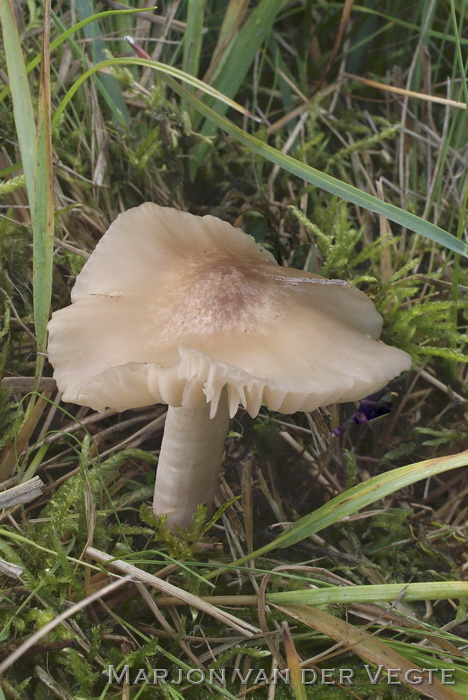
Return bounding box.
[47,203,412,418]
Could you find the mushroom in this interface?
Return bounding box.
[47,203,412,529]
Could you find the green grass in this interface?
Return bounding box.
[0,1,467,698]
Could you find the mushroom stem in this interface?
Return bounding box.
[152,389,230,530]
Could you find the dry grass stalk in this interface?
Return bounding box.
[85,546,260,637]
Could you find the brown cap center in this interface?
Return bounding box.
[157,253,273,339]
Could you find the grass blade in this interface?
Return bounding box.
[202,0,250,86]
[325,3,468,45]
[181,0,206,114]
[449,0,468,106]
[281,623,306,700]
[74,0,130,127]
[0,6,158,104]
[52,59,465,256]
[275,605,465,700]
[272,450,468,550]
[33,0,54,371]
[182,0,206,79]
[343,72,467,110]
[203,0,284,109]
[192,0,284,166]
[164,77,468,257]
[0,0,54,367]
[51,57,260,130]
[267,581,468,606]
[205,449,468,577]
[0,0,37,209]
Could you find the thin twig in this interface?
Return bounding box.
[0,476,44,509]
